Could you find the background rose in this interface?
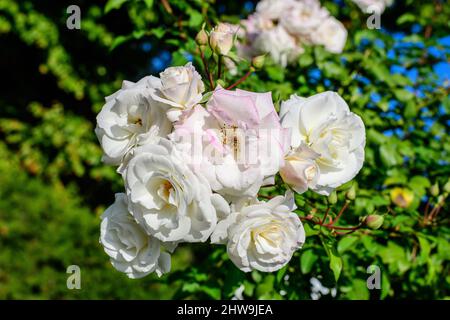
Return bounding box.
[100,193,172,279]
[312,17,348,54]
[281,0,329,36]
[95,76,172,165]
[280,92,365,195]
[352,0,393,13]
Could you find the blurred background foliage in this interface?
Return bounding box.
[0,0,449,299]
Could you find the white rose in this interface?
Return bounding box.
[100,193,173,279]
[211,192,305,272]
[253,26,303,67]
[281,0,329,35]
[280,92,366,195]
[312,17,347,54]
[151,62,205,121]
[209,23,237,55]
[124,138,225,243]
[256,0,297,20]
[280,143,320,194]
[95,76,172,165]
[352,0,392,13]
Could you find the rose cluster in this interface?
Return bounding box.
[236,0,348,66]
[96,61,365,278]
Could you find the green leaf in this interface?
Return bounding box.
[199,91,213,104]
[109,35,131,51]
[345,279,369,300]
[338,236,359,254]
[298,53,313,68]
[379,144,402,167]
[300,250,318,274]
[104,0,127,13]
[322,237,343,282]
[417,235,431,265]
[188,10,203,27]
[143,0,154,8]
[397,13,416,25]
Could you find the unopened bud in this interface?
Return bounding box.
[328,191,337,205]
[209,23,235,55]
[251,54,266,69]
[346,185,356,201]
[195,29,209,46]
[430,183,439,197]
[365,215,384,230]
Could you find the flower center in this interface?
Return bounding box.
[157,180,174,204]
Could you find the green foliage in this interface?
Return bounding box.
[0,0,449,299]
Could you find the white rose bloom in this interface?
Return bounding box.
[124,138,225,243]
[280,92,365,195]
[95,76,172,165]
[256,0,297,20]
[151,62,205,121]
[313,17,348,54]
[253,26,303,67]
[212,192,305,272]
[281,0,329,35]
[100,193,173,279]
[280,143,320,194]
[352,0,392,14]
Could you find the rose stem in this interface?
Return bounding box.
[226,67,254,90]
[200,48,214,89]
[325,201,349,226]
[321,207,331,224]
[217,54,223,80]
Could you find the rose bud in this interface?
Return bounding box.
[365,215,384,230]
[195,29,209,47]
[209,23,236,55]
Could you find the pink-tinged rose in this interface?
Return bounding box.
[280,144,320,194]
[171,88,289,199]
